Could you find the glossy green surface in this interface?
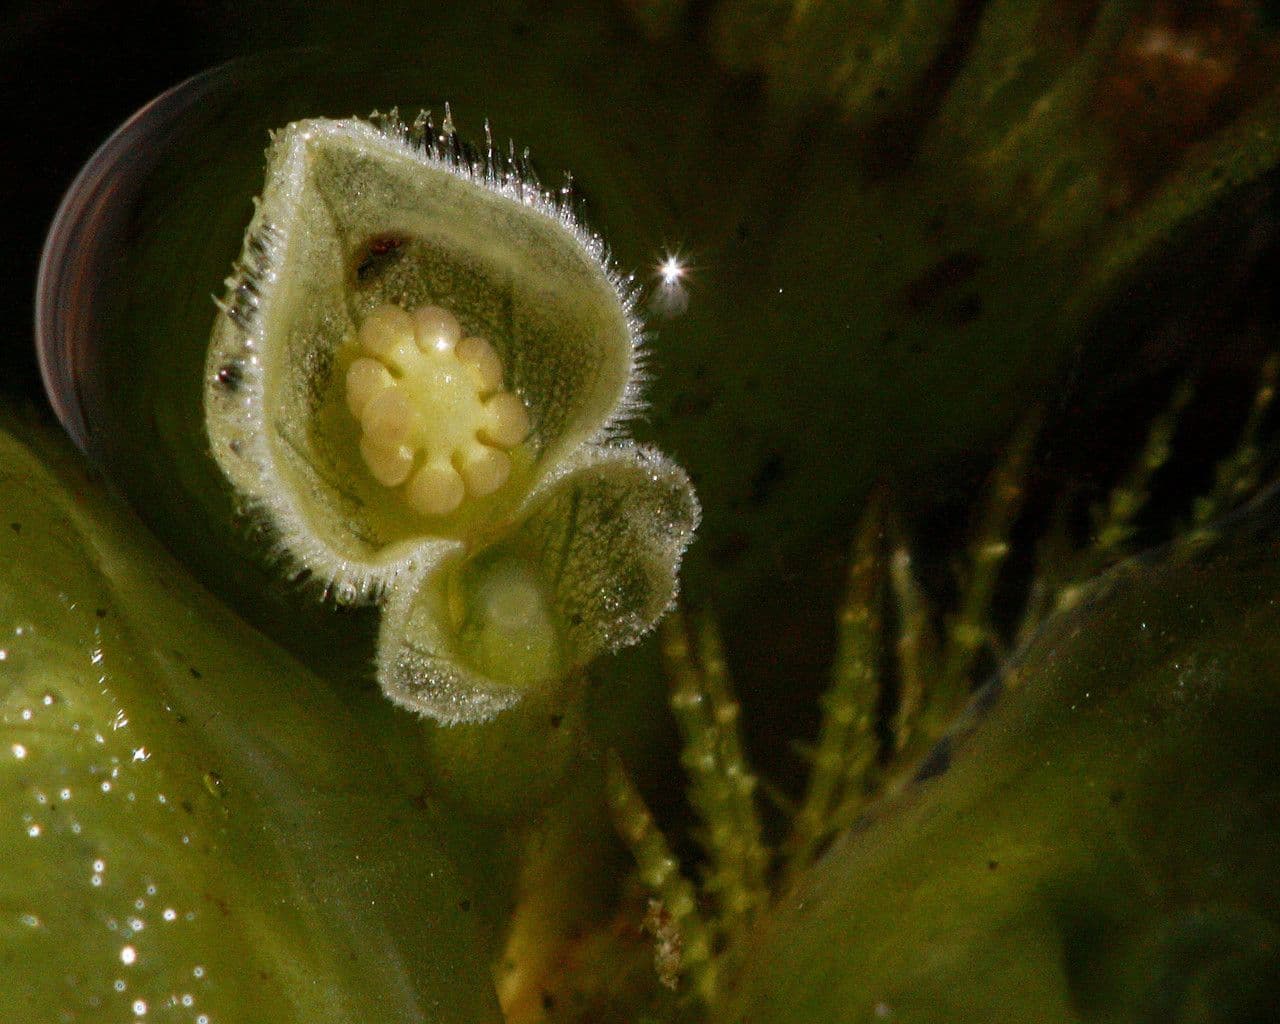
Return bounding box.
[725,524,1280,1023]
[0,409,502,1023]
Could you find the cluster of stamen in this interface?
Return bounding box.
[345,303,531,517]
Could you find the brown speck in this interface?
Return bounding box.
[355,233,408,283]
[215,363,243,391]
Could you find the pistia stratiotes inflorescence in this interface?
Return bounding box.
[204,112,699,724]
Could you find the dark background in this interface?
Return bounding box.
[1,1,249,392]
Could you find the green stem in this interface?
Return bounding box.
[784,489,887,880]
[605,752,718,1006]
[929,413,1039,737]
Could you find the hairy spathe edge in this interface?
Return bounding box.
[373,442,700,724]
[354,111,649,442]
[205,125,431,603]
[205,111,651,604]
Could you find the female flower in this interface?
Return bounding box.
[205,113,698,723]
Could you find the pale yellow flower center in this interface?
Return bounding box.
[345,303,530,517]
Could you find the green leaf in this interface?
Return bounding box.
[0,408,502,1023]
[725,521,1280,1023]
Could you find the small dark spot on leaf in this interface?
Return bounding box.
[10,522,21,533]
[355,233,408,283]
[1109,788,1125,805]
[459,898,472,912]
[189,667,202,679]
[542,993,557,1012]
[215,363,243,391]
[95,608,107,618]
[181,799,194,815]
[550,714,564,729]
[988,859,999,870]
